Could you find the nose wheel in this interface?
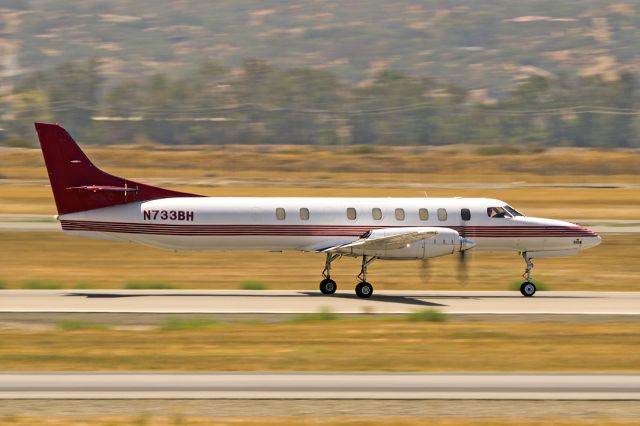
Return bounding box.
[519,253,537,297]
[520,281,536,297]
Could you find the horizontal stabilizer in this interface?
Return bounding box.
[67,185,140,193]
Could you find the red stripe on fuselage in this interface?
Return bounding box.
[60,220,597,238]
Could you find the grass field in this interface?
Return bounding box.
[0,417,637,426]
[0,319,638,372]
[1,145,638,290]
[1,145,637,424]
[3,144,640,182]
[1,145,639,218]
[0,232,637,291]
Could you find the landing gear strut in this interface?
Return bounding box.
[318,253,377,298]
[519,252,536,297]
[319,253,340,295]
[355,255,376,298]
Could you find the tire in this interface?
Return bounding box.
[520,281,536,297]
[355,282,373,298]
[320,278,337,295]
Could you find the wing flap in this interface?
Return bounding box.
[330,229,438,252]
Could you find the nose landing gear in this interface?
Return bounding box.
[519,253,537,297]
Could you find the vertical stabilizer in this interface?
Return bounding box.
[34,123,200,215]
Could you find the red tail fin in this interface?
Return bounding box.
[35,123,200,215]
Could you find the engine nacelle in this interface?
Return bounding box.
[346,227,467,260]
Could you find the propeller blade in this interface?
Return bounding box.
[457,250,469,285]
[420,258,430,284]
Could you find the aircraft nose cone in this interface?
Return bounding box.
[583,232,602,250]
[459,237,476,251]
[577,225,602,250]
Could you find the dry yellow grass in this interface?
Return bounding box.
[0,321,638,372]
[1,144,638,291]
[2,144,640,182]
[1,145,639,217]
[0,417,637,426]
[0,232,637,291]
[2,184,640,220]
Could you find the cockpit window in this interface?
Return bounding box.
[504,205,524,217]
[487,207,512,219]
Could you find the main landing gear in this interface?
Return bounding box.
[355,255,376,298]
[318,253,376,298]
[519,252,536,297]
[319,253,339,295]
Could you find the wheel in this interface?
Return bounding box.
[319,278,337,295]
[355,281,373,298]
[520,281,536,297]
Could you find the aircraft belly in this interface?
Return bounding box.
[472,236,576,252]
[62,230,134,243]
[76,233,332,251]
[539,236,580,251]
[63,231,571,252]
[469,237,518,251]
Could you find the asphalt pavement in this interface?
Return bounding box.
[1,373,638,400]
[1,290,639,315]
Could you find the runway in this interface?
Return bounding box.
[1,373,638,400]
[1,290,639,315]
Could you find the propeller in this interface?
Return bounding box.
[457,250,469,285]
[457,223,474,285]
[420,258,431,283]
[419,233,475,287]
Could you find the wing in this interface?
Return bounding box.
[323,228,438,252]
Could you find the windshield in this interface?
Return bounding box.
[487,206,512,219]
[504,205,524,217]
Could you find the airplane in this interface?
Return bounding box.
[34,122,602,298]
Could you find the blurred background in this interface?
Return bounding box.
[1,2,639,425]
[1,0,640,148]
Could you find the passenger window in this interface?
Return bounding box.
[299,208,310,221]
[419,208,429,221]
[276,208,286,220]
[437,208,447,221]
[347,207,357,220]
[461,208,471,221]
[372,208,382,220]
[395,208,405,221]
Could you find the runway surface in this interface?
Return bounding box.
[1,290,639,315]
[1,373,638,400]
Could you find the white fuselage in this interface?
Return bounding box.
[59,197,601,258]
